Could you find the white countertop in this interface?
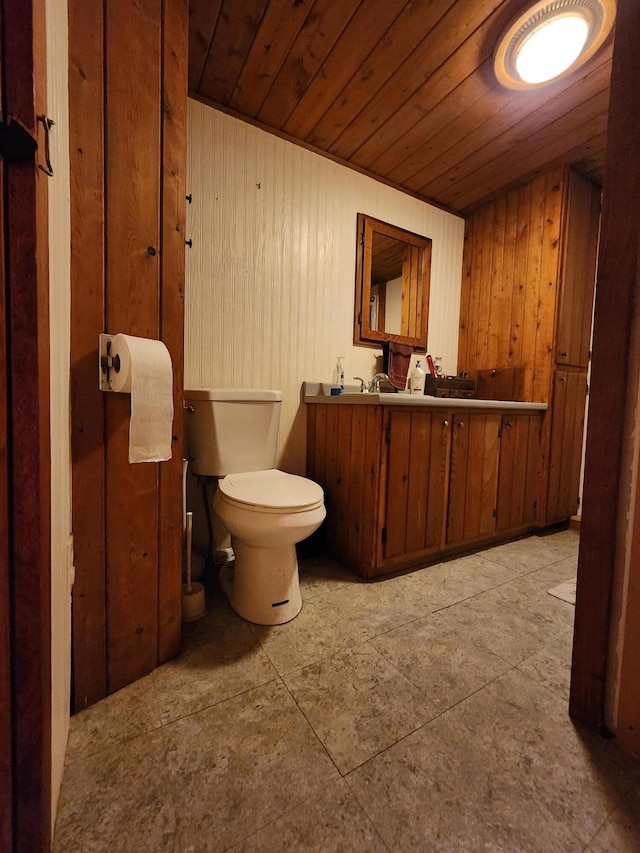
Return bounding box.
[302,382,547,412]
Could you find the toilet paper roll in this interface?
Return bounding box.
[110,333,174,463]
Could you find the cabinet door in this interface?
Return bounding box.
[546,369,587,523]
[556,172,600,367]
[496,414,541,532]
[384,411,449,560]
[447,413,501,545]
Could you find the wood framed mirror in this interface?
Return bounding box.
[354,213,432,350]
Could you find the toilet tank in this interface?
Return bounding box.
[184,388,282,476]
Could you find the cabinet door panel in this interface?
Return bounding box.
[447,413,501,544]
[497,414,541,531]
[547,369,586,523]
[384,411,448,559]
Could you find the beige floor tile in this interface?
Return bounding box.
[163,679,339,852]
[298,555,356,600]
[517,629,575,700]
[249,594,368,674]
[228,779,389,852]
[486,531,579,574]
[154,616,278,724]
[370,607,512,712]
[283,642,438,774]
[586,782,640,851]
[320,573,434,640]
[347,687,584,851]
[402,552,521,609]
[450,670,640,846]
[64,673,161,764]
[53,731,178,852]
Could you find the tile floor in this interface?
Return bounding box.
[53,530,640,852]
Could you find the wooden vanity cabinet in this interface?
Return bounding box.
[307,402,542,579]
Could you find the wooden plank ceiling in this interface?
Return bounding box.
[188,0,612,215]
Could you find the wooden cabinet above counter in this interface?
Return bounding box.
[304,390,545,579]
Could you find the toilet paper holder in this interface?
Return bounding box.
[99,333,121,391]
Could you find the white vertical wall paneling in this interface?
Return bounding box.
[186,101,465,473]
[46,0,72,829]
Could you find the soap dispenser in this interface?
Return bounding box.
[410,360,425,396]
[331,356,345,395]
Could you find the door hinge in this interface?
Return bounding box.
[533,500,537,509]
[385,425,390,444]
[360,232,365,246]
[0,119,37,161]
[492,507,496,518]
[381,527,387,544]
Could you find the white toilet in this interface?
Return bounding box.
[183,388,326,625]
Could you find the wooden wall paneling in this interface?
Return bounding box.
[104,0,162,693]
[571,0,640,734]
[439,87,609,212]
[384,411,411,560]
[412,49,612,203]
[486,195,506,368]
[509,182,532,373]
[158,0,187,664]
[68,0,107,710]
[297,0,455,151]
[4,0,52,843]
[229,0,321,120]
[198,0,269,106]
[532,170,563,404]
[457,213,474,372]
[497,188,519,370]
[306,404,317,479]
[476,201,496,369]
[0,154,11,852]
[187,0,222,91]
[256,0,361,132]
[521,172,546,398]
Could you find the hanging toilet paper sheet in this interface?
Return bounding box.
[109,333,174,463]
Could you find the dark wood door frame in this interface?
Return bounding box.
[570,0,640,734]
[1,0,52,849]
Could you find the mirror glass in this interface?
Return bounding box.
[354,213,432,350]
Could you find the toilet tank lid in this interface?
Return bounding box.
[184,388,283,402]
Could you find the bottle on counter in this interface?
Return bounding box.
[410,360,425,396]
[331,356,345,395]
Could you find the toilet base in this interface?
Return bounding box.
[219,540,303,625]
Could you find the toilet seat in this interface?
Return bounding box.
[217,469,324,514]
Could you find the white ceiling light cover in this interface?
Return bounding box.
[494,0,616,90]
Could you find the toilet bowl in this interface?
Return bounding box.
[183,388,326,626]
[214,469,325,624]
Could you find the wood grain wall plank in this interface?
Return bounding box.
[105,0,162,693]
[188,0,222,91]
[336,0,505,164]
[198,0,269,106]
[68,0,107,710]
[257,0,361,130]
[284,0,404,141]
[158,0,187,664]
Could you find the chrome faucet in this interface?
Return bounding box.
[353,373,390,393]
[370,372,390,392]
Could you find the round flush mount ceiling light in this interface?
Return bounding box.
[494,0,616,90]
